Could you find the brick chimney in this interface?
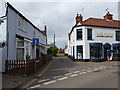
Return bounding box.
[44,25,47,34]
[104,12,113,20]
[68,33,70,40]
[76,14,83,24]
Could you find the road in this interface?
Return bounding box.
[28,54,119,89]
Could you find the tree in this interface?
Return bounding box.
[48,46,58,56]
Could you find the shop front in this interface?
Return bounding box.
[89,43,103,61]
[112,43,120,60]
[104,43,111,61]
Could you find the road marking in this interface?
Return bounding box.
[94,69,99,71]
[87,70,92,72]
[82,72,86,74]
[73,71,80,73]
[30,85,40,89]
[64,73,73,76]
[70,74,78,77]
[80,72,84,74]
[58,77,68,80]
[53,75,62,79]
[38,79,50,83]
[103,67,107,68]
[43,80,56,85]
[81,69,86,71]
[99,67,103,69]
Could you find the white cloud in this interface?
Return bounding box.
[0,1,118,48]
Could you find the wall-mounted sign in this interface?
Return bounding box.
[96,33,113,38]
[32,38,39,45]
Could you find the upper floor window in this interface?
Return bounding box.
[77,29,82,40]
[18,16,25,31]
[116,31,120,41]
[87,28,92,40]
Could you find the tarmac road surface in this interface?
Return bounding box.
[28,54,119,89]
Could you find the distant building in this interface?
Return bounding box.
[64,45,68,56]
[0,3,47,72]
[58,48,64,53]
[68,12,120,62]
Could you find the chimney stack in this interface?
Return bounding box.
[44,25,47,34]
[76,14,83,25]
[104,12,113,20]
[68,33,70,40]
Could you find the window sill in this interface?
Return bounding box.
[87,39,94,40]
[77,39,83,40]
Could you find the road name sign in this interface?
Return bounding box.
[32,38,39,45]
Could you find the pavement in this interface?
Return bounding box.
[26,54,119,89]
[2,58,53,89]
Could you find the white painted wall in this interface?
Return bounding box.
[69,25,120,60]
[0,48,2,72]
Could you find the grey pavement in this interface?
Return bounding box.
[28,54,119,89]
[2,59,53,89]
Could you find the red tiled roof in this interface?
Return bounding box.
[81,18,120,28]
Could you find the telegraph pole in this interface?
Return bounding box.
[54,33,55,46]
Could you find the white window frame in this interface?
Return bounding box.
[18,16,26,31]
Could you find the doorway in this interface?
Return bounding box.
[104,43,111,61]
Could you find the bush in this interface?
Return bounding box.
[49,46,58,56]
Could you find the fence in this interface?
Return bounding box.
[5,55,52,76]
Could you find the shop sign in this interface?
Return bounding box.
[96,32,113,38]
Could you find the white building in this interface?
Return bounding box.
[0,2,47,72]
[64,45,68,56]
[68,12,120,61]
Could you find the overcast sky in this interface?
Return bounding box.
[0,0,119,48]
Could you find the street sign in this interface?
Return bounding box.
[32,38,39,45]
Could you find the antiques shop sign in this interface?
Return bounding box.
[96,32,113,38]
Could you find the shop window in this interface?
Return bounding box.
[90,44,103,59]
[113,45,120,59]
[77,46,83,59]
[116,31,120,41]
[77,29,82,40]
[87,29,92,40]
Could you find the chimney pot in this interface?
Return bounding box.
[75,13,83,25]
[104,12,113,20]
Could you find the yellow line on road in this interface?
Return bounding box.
[21,59,54,89]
